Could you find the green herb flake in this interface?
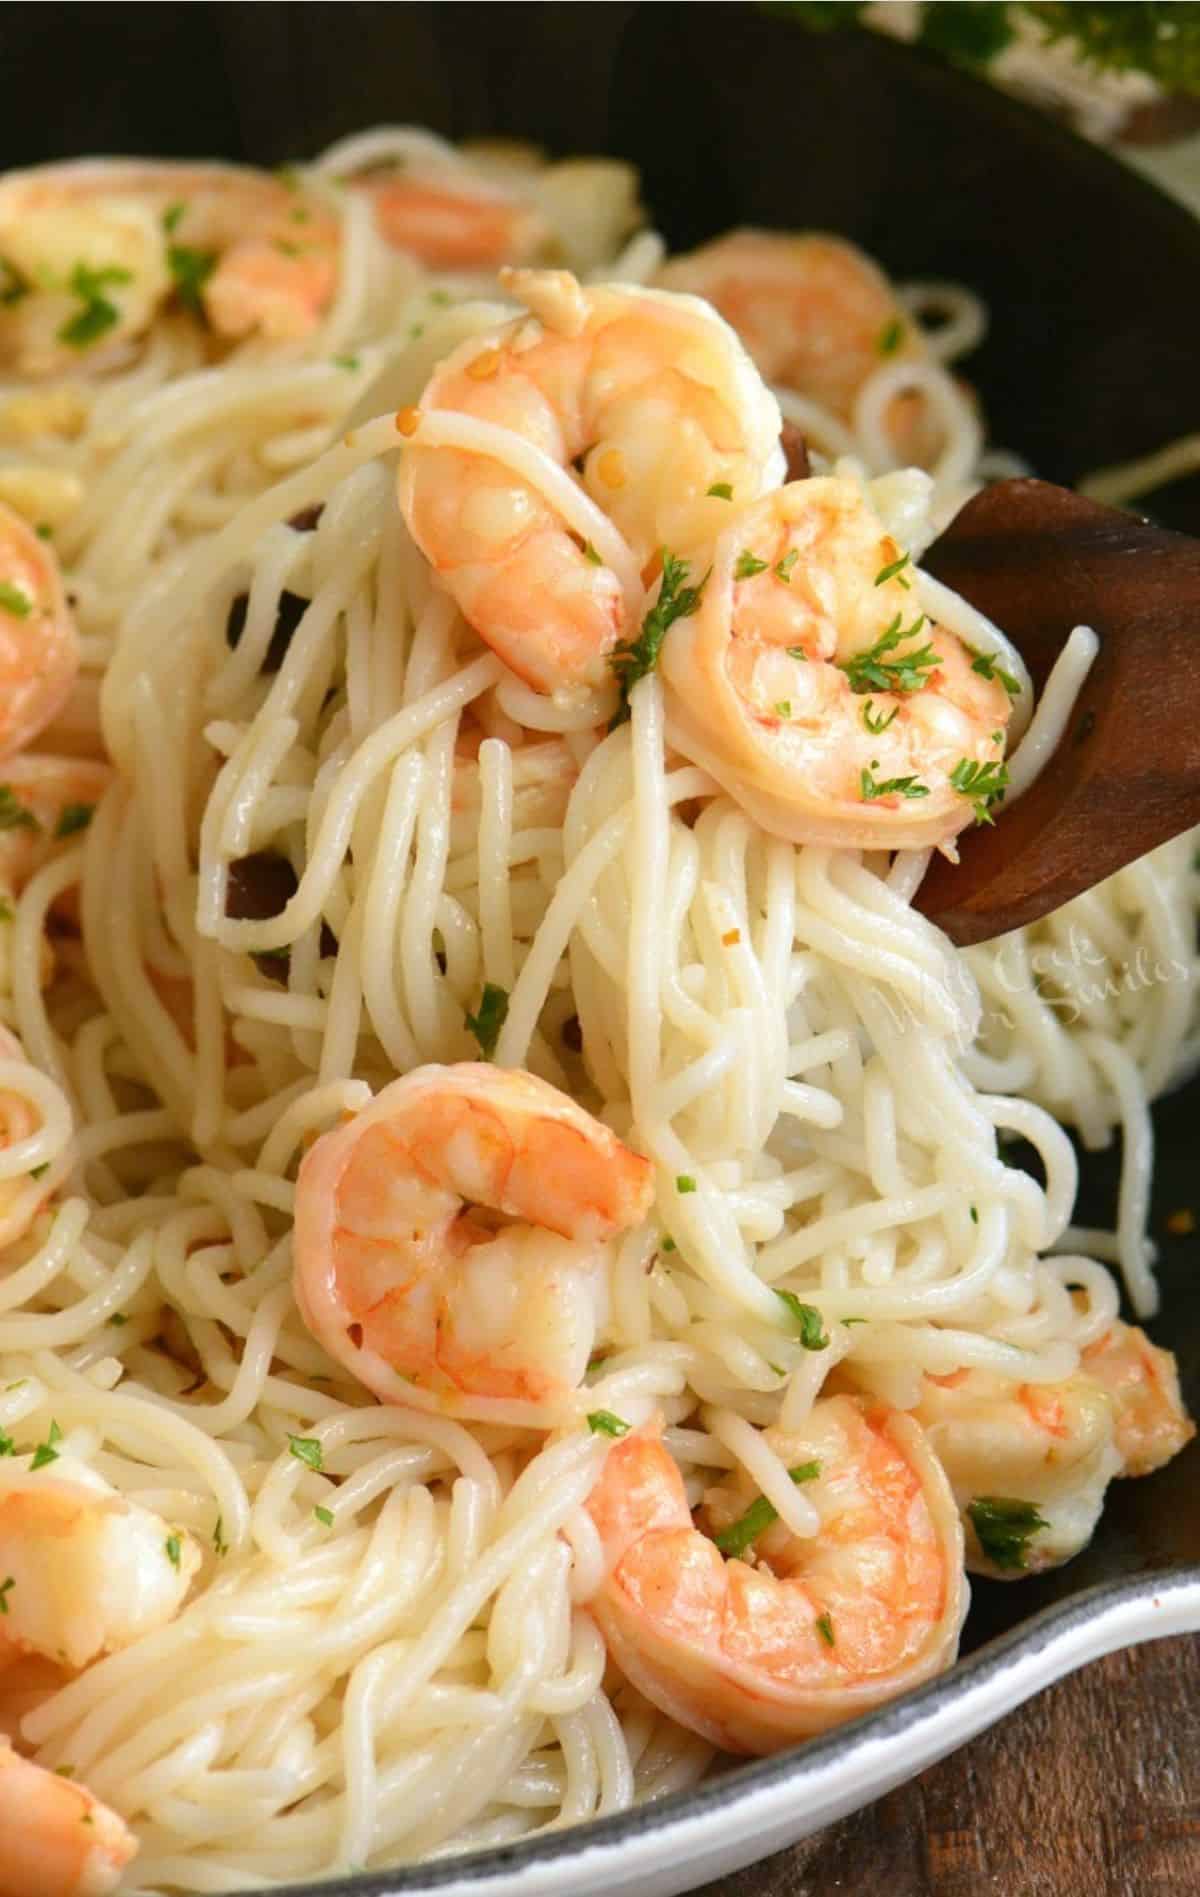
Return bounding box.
[30,1420,61,1471]
[212,1515,229,1557]
[287,1434,324,1473]
[969,651,1021,697]
[862,699,898,736]
[776,1291,829,1351]
[29,1163,48,1181]
[0,898,12,922]
[0,787,40,835]
[775,700,792,720]
[34,523,53,541]
[734,549,770,580]
[165,1533,182,1571]
[581,539,602,566]
[841,615,939,696]
[167,244,218,318]
[291,206,311,225]
[786,645,808,662]
[0,1576,13,1615]
[0,580,33,619]
[877,317,904,357]
[860,764,929,803]
[57,262,133,348]
[712,1461,821,1559]
[609,551,707,724]
[54,1764,75,1778]
[587,1410,631,1438]
[314,1505,335,1526]
[842,1316,867,1327]
[0,259,28,306]
[162,202,186,236]
[948,756,1010,824]
[969,1205,979,1224]
[54,803,95,839]
[109,1312,128,1327]
[0,1430,13,1457]
[465,982,510,1059]
[707,482,733,500]
[815,1610,836,1647]
[874,551,912,588]
[774,550,799,583]
[661,1235,677,1253]
[676,1174,698,1195]
[967,1495,1048,1571]
[331,353,360,371]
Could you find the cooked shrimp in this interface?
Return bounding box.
[0,505,80,762]
[585,1398,965,1755]
[397,268,783,699]
[660,476,1013,850]
[0,755,111,903]
[353,167,548,270]
[912,1365,1123,1576]
[0,1737,136,1897]
[294,1062,654,1415]
[0,160,339,376]
[0,1023,50,1248]
[656,229,936,462]
[0,1454,199,1673]
[1081,1320,1195,1477]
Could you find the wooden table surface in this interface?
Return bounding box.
[699,1632,1200,1896]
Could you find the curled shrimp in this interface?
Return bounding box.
[0,160,340,375]
[397,268,783,699]
[1081,1320,1194,1478]
[0,1737,136,1897]
[0,754,111,905]
[660,476,1013,850]
[294,1062,654,1417]
[585,1398,965,1755]
[911,1321,1193,1577]
[0,504,80,762]
[0,1453,201,1672]
[656,229,937,463]
[352,165,548,270]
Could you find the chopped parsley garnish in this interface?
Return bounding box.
[860,764,929,802]
[842,1316,867,1326]
[428,288,451,306]
[661,1235,677,1253]
[713,1461,821,1558]
[0,787,39,833]
[274,239,302,258]
[874,551,912,588]
[54,803,95,839]
[587,1410,631,1438]
[581,539,602,566]
[0,581,32,619]
[465,982,509,1059]
[0,899,12,922]
[969,1205,979,1224]
[331,353,360,371]
[167,243,218,317]
[969,650,1021,697]
[109,1312,128,1327]
[815,1610,836,1646]
[877,316,904,357]
[35,523,53,540]
[862,700,897,735]
[967,1495,1048,1571]
[0,1429,13,1457]
[776,1291,829,1350]
[287,1434,324,1472]
[676,1175,697,1194]
[212,1515,229,1557]
[775,700,792,719]
[30,1420,62,1471]
[774,550,799,583]
[786,645,808,662]
[0,1577,13,1615]
[840,615,939,695]
[314,1505,334,1526]
[163,203,186,236]
[949,756,1010,824]
[609,550,707,725]
[707,482,733,500]
[734,549,770,580]
[58,263,133,348]
[54,1765,75,1779]
[165,1533,182,1571]
[30,1164,49,1181]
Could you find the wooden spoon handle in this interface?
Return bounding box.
[914,480,1200,945]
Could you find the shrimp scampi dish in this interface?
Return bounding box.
[0,119,1191,1896]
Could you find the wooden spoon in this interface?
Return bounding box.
[913,478,1200,946]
